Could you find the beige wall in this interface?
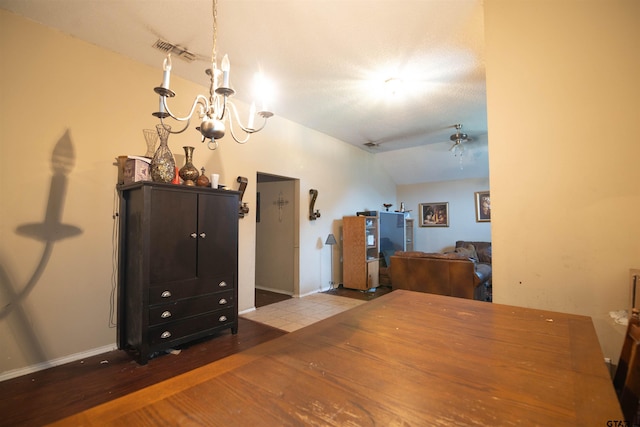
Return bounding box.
[484,0,640,362]
[0,10,396,376]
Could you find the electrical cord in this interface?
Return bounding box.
[109,187,119,328]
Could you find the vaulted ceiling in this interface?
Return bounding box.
[0,0,489,184]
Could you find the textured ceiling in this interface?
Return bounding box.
[0,0,489,184]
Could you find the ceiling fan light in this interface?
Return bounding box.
[384,77,404,96]
[450,132,468,142]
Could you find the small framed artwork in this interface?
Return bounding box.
[419,202,449,227]
[475,191,491,222]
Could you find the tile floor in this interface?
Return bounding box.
[240,293,366,332]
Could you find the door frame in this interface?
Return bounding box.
[255,172,300,297]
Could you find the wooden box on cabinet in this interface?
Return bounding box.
[117,182,240,364]
[342,215,380,290]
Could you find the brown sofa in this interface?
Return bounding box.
[454,240,492,265]
[390,243,491,300]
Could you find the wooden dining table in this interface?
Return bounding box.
[52,290,623,426]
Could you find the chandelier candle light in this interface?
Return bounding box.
[152,0,273,150]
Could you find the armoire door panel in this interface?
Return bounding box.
[149,189,198,284]
[197,193,238,278]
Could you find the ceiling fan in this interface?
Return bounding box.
[360,124,481,154]
[449,124,470,156]
[361,125,455,151]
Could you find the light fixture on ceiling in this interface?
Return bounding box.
[384,77,404,96]
[449,124,468,156]
[152,0,273,150]
[449,124,469,169]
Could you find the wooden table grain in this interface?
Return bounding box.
[51,290,623,426]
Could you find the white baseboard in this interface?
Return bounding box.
[239,307,256,315]
[299,288,322,298]
[0,343,117,382]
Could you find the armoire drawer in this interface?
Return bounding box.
[148,290,235,326]
[149,278,234,305]
[148,307,236,345]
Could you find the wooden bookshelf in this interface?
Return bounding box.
[342,215,379,290]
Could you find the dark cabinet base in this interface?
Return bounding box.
[123,323,238,365]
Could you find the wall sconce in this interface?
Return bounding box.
[237,176,249,218]
[325,233,338,289]
[309,189,321,220]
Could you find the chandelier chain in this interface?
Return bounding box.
[211,0,217,67]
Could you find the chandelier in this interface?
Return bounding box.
[152,0,273,150]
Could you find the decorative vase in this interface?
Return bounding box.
[196,167,210,187]
[142,128,158,158]
[179,146,199,186]
[150,124,175,183]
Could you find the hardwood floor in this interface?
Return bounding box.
[324,284,393,301]
[255,288,292,307]
[256,285,392,306]
[0,286,391,427]
[0,318,286,427]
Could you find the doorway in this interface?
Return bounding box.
[255,173,299,305]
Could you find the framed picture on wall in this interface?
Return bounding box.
[475,191,491,222]
[419,202,449,227]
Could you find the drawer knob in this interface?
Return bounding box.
[161,290,172,298]
[199,232,206,238]
[190,233,197,238]
[161,310,172,318]
[218,315,227,322]
[160,331,172,339]
[219,298,228,305]
[218,281,228,288]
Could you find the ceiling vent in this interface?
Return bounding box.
[152,39,197,63]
